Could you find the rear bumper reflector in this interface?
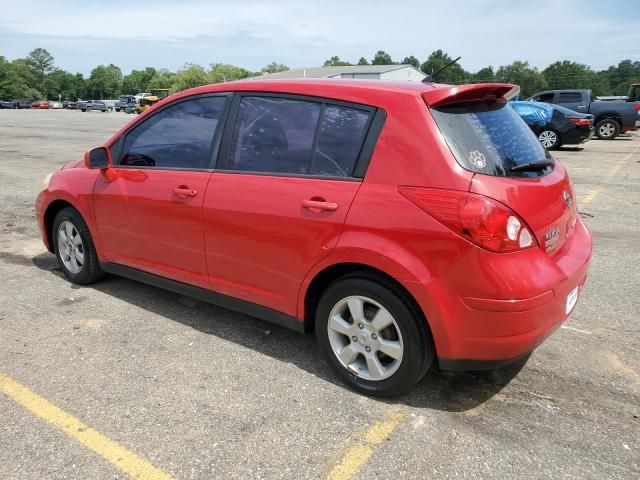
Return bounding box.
[463,290,555,313]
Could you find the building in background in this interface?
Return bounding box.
[253,64,426,82]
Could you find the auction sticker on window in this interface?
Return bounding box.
[566,286,579,314]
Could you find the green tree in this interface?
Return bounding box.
[402,56,421,70]
[604,59,640,95]
[496,61,547,98]
[473,66,495,83]
[5,59,42,98]
[371,50,393,65]
[323,56,352,67]
[357,57,369,65]
[260,62,289,74]
[421,50,466,84]
[171,63,209,93]
[542,61,609,95]
[122,67,157,94]
[88,64,122,99]
[208,63,252,83]
[147,69,175,90]
[26,48,55,93]
[44,68,85,100]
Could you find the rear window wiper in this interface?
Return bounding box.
[510,160,555,172]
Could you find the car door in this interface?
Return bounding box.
[93,94,230,288]
[203,94,378,316]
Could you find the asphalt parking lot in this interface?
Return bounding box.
[0,109,638,480]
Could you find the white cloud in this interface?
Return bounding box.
[2,0,638,73]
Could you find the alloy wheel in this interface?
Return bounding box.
[327,295,404,381]
[538,130,557,148]
[57,220,85,274]
[598,122,615,138]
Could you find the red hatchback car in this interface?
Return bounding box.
[36,79,592,396]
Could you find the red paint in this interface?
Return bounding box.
[36,78,592,365]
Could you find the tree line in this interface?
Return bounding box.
[1,48,638,101]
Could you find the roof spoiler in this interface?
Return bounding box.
[422,83,520,108]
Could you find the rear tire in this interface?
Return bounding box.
[538,129,560,149]
[315,273,433,397]
[52,207,105,285]
[595,119,620,140]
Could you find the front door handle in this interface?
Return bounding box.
[173,186,198,199]
[302,199,338,212]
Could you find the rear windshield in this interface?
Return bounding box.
[431,99,552,177]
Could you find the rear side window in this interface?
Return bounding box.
[226,96,372,177]
[431,99,552,177]
[557,92,583,103]
[119,96,226,169]
[312,105,371,176]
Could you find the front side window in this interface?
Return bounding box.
[226,96,372,177]
[119,96,226,169]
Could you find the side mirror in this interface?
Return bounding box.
[85,146,111,169]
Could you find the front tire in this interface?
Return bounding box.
[538,129,560,149]
[316,274,433,397]
[52,207,105,285]
[595,119,620,140]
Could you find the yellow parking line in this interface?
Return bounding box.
[608,164,622,176]
[582,188,600,205]
[326,408,406,480]
[0,372,173,480]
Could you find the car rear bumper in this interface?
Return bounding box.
[408,218,592,369]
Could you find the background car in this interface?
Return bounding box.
[50,101,63,109]
[510,101,594,149]
[528,89,639,140]
[31,100,51,109]
[77,100,110,112]
[0,100,17,109]
[114,95,136,112]
[62,100,76,109]
[13,99,34,109]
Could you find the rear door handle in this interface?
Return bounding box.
[302,199,338,211]
[173,186,198,199]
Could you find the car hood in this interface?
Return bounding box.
[61,159,84,170]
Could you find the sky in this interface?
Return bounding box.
[1,0,639,75]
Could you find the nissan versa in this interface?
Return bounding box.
[36,79,592,396]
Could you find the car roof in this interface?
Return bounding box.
[169,78,445,107]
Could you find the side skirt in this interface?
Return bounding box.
[101,263,305,333]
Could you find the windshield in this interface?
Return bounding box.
[119,96,130,102]
[431,99,552,177]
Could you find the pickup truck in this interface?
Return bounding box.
[114,95,137,112]
[528,89,640,139]
[76,100,112,112]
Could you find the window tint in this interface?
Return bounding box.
[227,97,321,174]
[312,105,370,176]
[119,96,226,169]
[535,92,555,103]
[227,97,372,177]
[557,92,583,103]
[431,99,552,178]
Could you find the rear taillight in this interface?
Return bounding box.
[633,103,640,112]
[398,187,538,253]
[570,117,592,126]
